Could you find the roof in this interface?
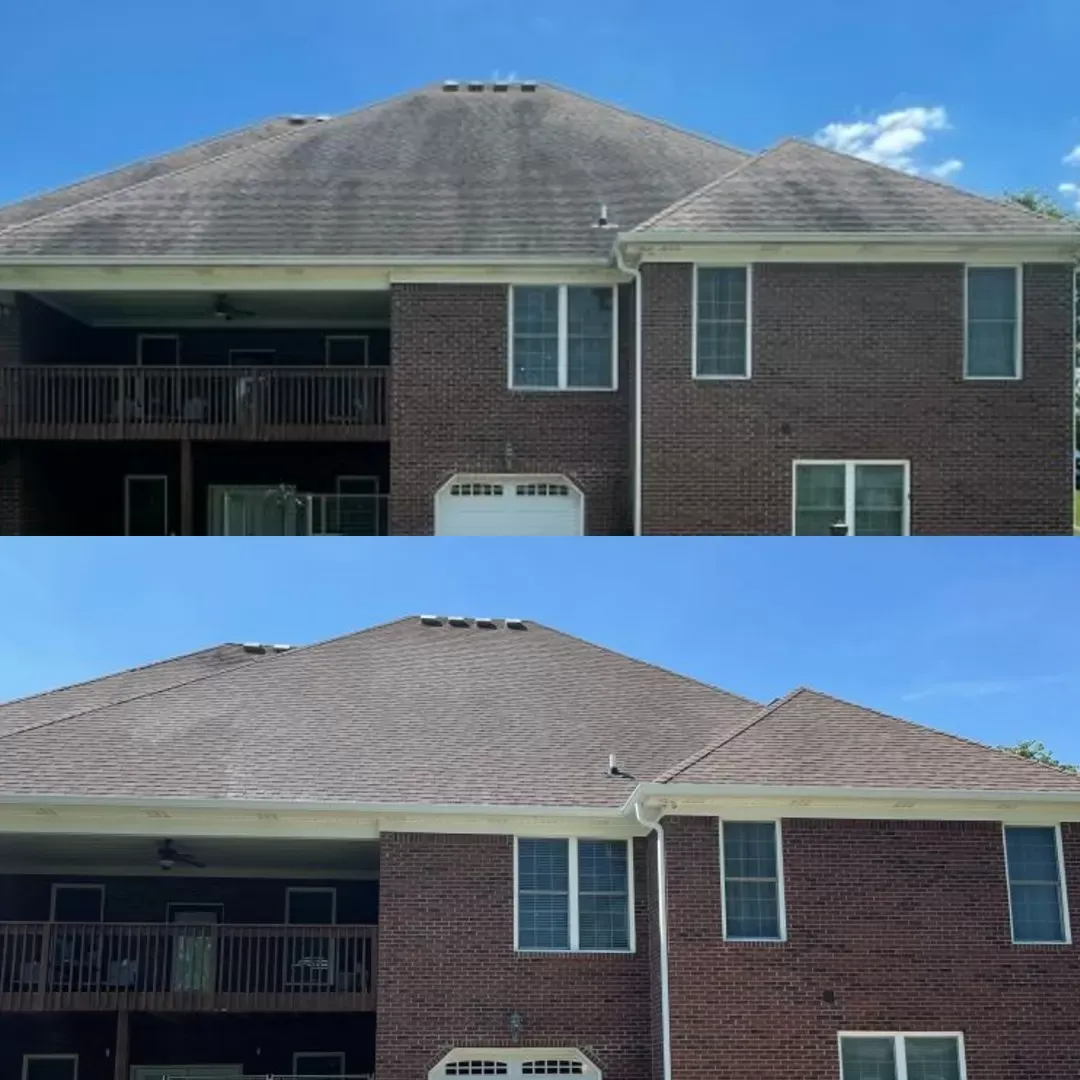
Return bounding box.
[0,618,760,807]
[632,138,1080,237]
[0,83,747,259]
[660,687,1080,793]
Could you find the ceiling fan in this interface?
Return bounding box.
[212,293,256,321]
[157,838,206,871]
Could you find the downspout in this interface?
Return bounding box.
[634,798,672,1080]
[614,241,644,535]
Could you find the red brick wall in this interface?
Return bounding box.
[389,283,633,535]
[663,815,1080,1079]
[375,832,653,1080]
[640,262,1075,535]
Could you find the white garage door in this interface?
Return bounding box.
[435,475,583,536]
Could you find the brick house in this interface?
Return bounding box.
[2,615,1079,1080]
[0,82,1076,535]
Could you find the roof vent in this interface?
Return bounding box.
[505,618,527,631]
[241,643,267,654]
[447,615,470,628]
[443,80,460,92]
[270,644,292,653]
[419,614,443,626]
[520,81,538,92]
[466,80,485,92]
[286,115,309,126]
[313,114,332,122]
[492,81,509,92]
[476,618,497,629]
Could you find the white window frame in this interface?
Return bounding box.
[508,285,618,391]
[292,1051,346,1075]
[719,820,787,943]
[512,836,635,953]
[692,264,752,380]
[136,333,179,365]
[325,334,371,366]
[837,1032,967,1080]
[963,264,1023,381]
[124,474,169,536]
[49,883,104,922]
[1002,823,1071,945]
[23,1057,79,1080]
[430,1048,600,1080]
[285,886,337,924]
[791,459,911,537]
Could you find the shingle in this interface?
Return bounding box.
[634,139,1080,237]
[0,85,747,259]
[662,688,1080,793]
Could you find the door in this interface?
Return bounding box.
[285,888,336,988]
[793,461,909,536]
[125,475,169,535]
[436,475,583,536]
[169,908,219,992]
[334,476,381,535]
[23,1056,78,1080]
[293,1052,346,1076]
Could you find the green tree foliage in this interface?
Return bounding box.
[1000,739,1078,773]
[1004,189,1077,220]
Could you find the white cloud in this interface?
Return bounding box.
[814,105,961,178]
[1064,145,1080,166]
[1059,182,1080,210]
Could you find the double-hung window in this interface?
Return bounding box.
[510,286,616,389]
[1003,825,1070,944]
[965,266,1021,379]
[694,266,750,378]
[515,837,632,951]
[721,821,785,941]
[793,461,909,536]
[839,1033,966,1080]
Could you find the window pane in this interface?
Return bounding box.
[1005,826,1065,942]
[578,840,627,892]
[578,840,629,950]
[724,879,779,939]
[968,267,1016,319]
[519,838,569,891]
[904,1037,961,1080]
[967,268,1018,377]
[854,465,905,536]
[840,1038,897,1080]
[696,268,748,376]
[513,286,559,387]
[723,822,781,939]
[794,464,846,536]
[724,822,778,877]
[967,321,1017,377]
[566,288,613,388]
[518,839,570,949]
[579,893,629,950]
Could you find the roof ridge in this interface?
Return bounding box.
[655,686,806,782]
[630,145,775,232]
[543,82,751,159]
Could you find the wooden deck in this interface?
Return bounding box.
[0,365,389,441]
[0,921,377,1012]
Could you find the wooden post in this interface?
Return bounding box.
[114,1008,129,1080]
[179,438,193,537]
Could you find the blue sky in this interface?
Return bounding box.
[2,0,1079,210]
[0,539,1077,765]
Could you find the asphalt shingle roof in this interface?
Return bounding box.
[633,138,1080,237]
[0,84,747,259]
[661,688,1080,793]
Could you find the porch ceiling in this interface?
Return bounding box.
[32,289,391,327]
[0,832,379,876]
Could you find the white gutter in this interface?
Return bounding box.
[618,230,1080,247]
[634,799,672,1080]
[0,254,616,268]
[628,781,1080,804]
[614,244,644,535]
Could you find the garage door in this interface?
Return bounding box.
[435,475,583,536]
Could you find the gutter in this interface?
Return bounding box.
[634,799,672,1080]
[614,243,644,535]
[617,230,1080,247]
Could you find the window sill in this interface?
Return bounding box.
[514,947,636,957]
[722,936,787,945]
[1010,938,1071,946]
[508,386,618,393]
[692,373,751,382]
[963,374,1023,382]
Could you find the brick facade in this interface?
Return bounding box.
[389,283,633,535]
[375,832,653,1080]
[640,262,1075,535]
[662,815,1080,1079]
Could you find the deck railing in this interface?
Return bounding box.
[0,366,389,440]
[0,922,377,1011]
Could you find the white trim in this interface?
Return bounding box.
[963,264,1023,380]
[49,882,104,921]
[292,1051,346,1075]
[634,804,671,1080]
[1002,822,1071,945]
[324,334,370,366]
[433,472,586,537]
[227,347,276,366]
[124,474,169,536]
[285,885,337,924]
[622,229,1080,247]
[692,264,752,380]
[513,836,635,954]
[23,1055,79,1080]
[719,819,786,942]
[508,284,618,391]
[136,332,179,365]
[791,459,911,537]
[836,1032,968,1080]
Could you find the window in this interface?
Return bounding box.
[433,1051,598,1080]
[965,266,1021,378]
[515,837,632,951]
[510,286,616,389]
[721,821,785,941]
[49,884,104,922]
[838,1034,965,1080]
[694,266,750,378]
[285,887,336,924]
[1004,825,1070,944]
[793,461,909,536]
[325,334,371,366]
[22,1056,79,1080]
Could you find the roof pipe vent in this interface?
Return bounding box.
[505,618,527,631]
[447,615,470,628]
[476,618,497,629]
[443,80,460,92]
[466,80,485,92]
[419,614,443,626]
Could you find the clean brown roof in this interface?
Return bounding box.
[0,618,760,807]
[633,138,1080,237]
[661,688,1080,793]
